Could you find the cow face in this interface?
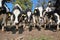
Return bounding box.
[38,7,43,17]
[27,11,32,22]
[13,8,20,25]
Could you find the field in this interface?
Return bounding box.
[0,26,59,40]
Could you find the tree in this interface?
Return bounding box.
[13,0,33,10]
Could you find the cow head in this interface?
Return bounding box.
[12,4,22,25]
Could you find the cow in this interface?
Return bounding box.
[33,8,40,27]
[38,6,44,26]
[43,1,59,30]
[1,4,12,31]
[54,13,60,30]
[18,8,32,30]
[33,6,44,28]
[0,0,11,31]
[25,8,32,23]
[11,4,22,29]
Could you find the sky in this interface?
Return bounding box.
[31,0,37,11]
[6,2,13,12]
[31,0,49,11]
[6,0,49,12]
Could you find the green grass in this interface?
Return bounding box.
[28,35,53,40]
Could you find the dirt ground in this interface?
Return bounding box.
[0,26,60,40]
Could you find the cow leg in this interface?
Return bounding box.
[44,16,47,29]
[2,14,6,25]
[44,23,46,29]
[23,22,26,30]
[16,24,18,30]
[2,25,4,31]
[10,15,13,25]
[57,24,59,31]
[33,17,35,29]
[1,14,6,31]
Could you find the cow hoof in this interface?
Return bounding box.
[57,29,59,31]
[44,24,47,30]
[2,26,4,31]
[57,26,59,31]
[15,23,19,30]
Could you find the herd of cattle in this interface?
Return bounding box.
[0,3,60,31]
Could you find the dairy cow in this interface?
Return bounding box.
[11,4,22,29]
[43,1,60,30]
[33,6,44,27]
[26,8,32,23]
[11,4,22,25]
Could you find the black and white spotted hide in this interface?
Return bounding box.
[26,10,32,22]
[0,0,7,14]
[45,7,55,18]
[0,0,8,26]
[20,11,27,22]
[38,7,43,18]
[54,13,60,30]
[12,4,22,25]
[0,0,3,8]
[34,7,44,24]
[33,8,40,24]
[0,0,7,7]
[38,7,44,24]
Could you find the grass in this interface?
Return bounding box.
[28,35,53,40]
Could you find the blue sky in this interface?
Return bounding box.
[6,0,49,12]
[31,0,49,11]
[6,2,13,12]
[31,0,37,11]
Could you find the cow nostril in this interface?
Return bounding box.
[15,23,19,25]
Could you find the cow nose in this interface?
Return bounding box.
[13,21,19,25]
[15,23,19,25]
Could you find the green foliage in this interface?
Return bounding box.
[13,0,33,10]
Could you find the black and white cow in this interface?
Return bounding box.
[25,8,32,23]
[11,4,22,25]
[33,8,40,25]
[10,4,23,29]
[54,13,60,30]
[43,1,60,30]
[2,4,10,25]
[43,1,55,28]
[38,6,44,25]
[33,7,44,26]
[0,0,10,31]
